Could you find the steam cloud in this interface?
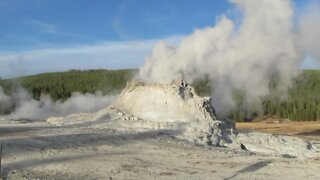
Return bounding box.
[1,0,319,120]
[296,2,320,60]
[139,0,320,116]
[0,87,116,120]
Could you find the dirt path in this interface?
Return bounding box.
[237,121,320,140]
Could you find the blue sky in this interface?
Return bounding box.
[0,0,319,78]
[0,0,229,50]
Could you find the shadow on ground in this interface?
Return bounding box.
[297,130,320,136]
[1,151,128,179]
[224,160,273,180]
[1,128,181,155]
[0,126,182,179]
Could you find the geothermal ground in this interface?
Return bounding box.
[0,82,319,179]
[0,120,319,180]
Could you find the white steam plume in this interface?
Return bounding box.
[296,1,320,61]
[0,87,116,120]
[0,87,12,113]
[139,0,319,116]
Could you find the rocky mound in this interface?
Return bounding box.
[109,80,236,146]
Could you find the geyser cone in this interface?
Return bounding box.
[110,80,237,146]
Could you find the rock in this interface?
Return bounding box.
[240,143,248,151]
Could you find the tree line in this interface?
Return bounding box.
[0,69,319,121]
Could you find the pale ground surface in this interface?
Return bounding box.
[1,82,319,179]
[0,120,319,180]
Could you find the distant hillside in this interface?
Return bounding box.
[0,69,137,100]
[0,69,319,121]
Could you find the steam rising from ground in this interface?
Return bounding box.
[0,87,116,120]
[139,0,320,115]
